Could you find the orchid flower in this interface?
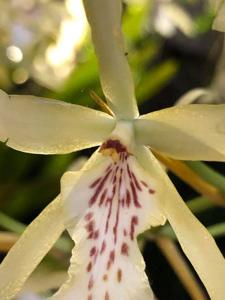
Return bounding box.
[0,0,225,299]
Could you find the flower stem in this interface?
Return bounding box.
[153,151,225,207]
[156,236,207,300]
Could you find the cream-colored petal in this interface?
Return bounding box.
[0,196,64,300]
[83,0,139,120]
[175,88,215,105]
[17,292,43,300]
[51,143,166,300]
[135,146,225,300]
[0,89,8,142]
[60,149,110,234]
[0,89,115,154]
[134,104,225,161]
[161,2,194,36]
[210,0,225,32]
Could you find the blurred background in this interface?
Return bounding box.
[0,0,225,299]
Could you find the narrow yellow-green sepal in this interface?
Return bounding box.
[0,196,64,300]
[0,90,115,154]
[83,0,139,119]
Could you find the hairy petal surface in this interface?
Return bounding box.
[51,144,165,300]
[0,196,64,300]
[83,0,139,119]
[135,146,225,300]
[0,89,115,154]
[135,104,225,161]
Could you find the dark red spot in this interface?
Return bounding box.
[104,291,110,300]
[131,172,142,191]
[90,247,96,257]
[100,139,128,154]
[113,194,121,244]
[130,216,138,240]
[148,188,155,194]
[93,250,99,263]
[89,170,111,206]
[93,230,99,239]
[100,241,106,254]
[105,188,115,233]
[103,274,108,281]
[123,229,127,237]
[90,178,101,188]
[117,268,122,282]
[87,262,92,272]
[107,250,115,270]
[110,250,115,262]
[99,189,107,206]
[133,216,138,224]
[105,165,112,172]
[88,276,94,290]
[109,250,115,263]
[85,220,95,233]
[130,181,141,208]
[121,152,125,162]
[87,232,94,239]
[85,212,93,221]
[126,190,131,207]
[87,295,92,300]
[119,168,123,183]
[141,180,148,187]
[121,242,129,256]
[127,164,132,178]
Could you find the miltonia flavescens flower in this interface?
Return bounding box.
[0,1,225,300]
